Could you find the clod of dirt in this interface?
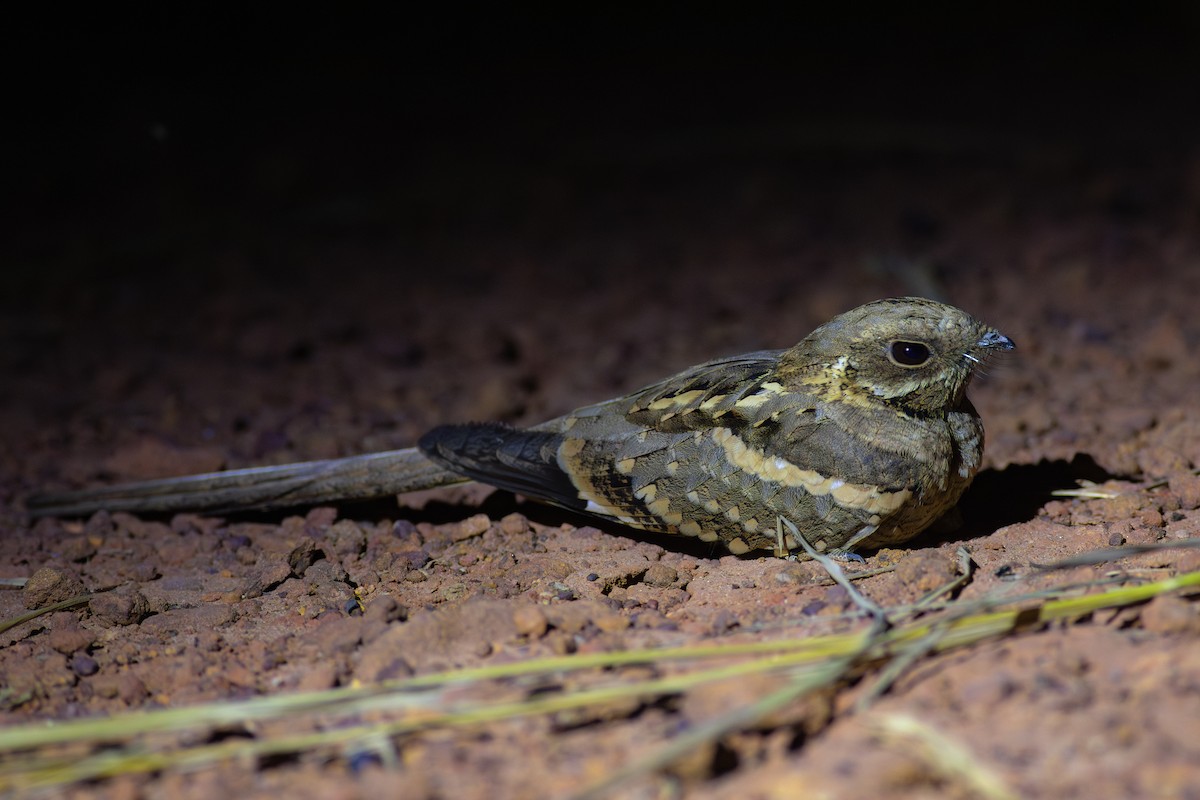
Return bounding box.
[642,563,679,588]
[45,617,97,654]
[362,594,408,625]
[512,605,549,638]
[22,567,87,609]
[1167,471,1200,511]
[499,512,531,536]
[90,588,151,626]
[452,513,492,542]
[92,672,148,704]
[240,562,294,599]
[287,540,322,575]
[892,550,960,596]
[59,535,98,562]
[1140,595,1200,635]
[329,519,368,556]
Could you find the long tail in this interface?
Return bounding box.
[26,448,467,518]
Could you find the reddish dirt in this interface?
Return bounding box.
[5,14,1200,799]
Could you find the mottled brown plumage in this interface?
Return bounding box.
[420,297,1013,556]
[29,297,1012,558]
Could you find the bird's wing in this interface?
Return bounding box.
[604,350,791,433]
[417,351,788,517]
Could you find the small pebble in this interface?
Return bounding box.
[392,519,419,540]
[22,567,87,609]
[643,564,678,588]
[47,623,96,654]
[1141,595,1200,635]
[512,605,549,638]
[71,654,100,676]
[90,589,151,626]
[287,540,321,575]
[499,513,530,535]
[452,513,492,542]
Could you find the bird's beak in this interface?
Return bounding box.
[977,330,1015,351]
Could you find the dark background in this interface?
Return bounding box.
[7,7,1199,280]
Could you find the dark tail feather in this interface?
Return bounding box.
[419,423,583,511]
[26,448,465,518]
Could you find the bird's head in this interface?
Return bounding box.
[778,297,1014,415]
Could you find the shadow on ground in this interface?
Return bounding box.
[213,455,1115,560]
[955,455,1114,538]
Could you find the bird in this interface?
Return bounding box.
[27,297,1014,558]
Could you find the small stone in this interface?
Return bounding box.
[71,653,100,676]
[46,622,96,654]
[512,605,548,638]
[287,540,321,576]
[392,519,419,540]
[363,595,408,625]
[22,567,87,609]
[95,672,147,703]
[547,631,576,655]
[305,506,339,529]
[594,611,630,633]
[240,562,292,598]
[90,589,151,626]
[452,513,492,542]
[1139,508,1164,528]
[329,519,367,557]
[894,550,959,594]
[1138,445,1190,478]
[395,549,431,570]
[1104,493,1146,522]
[499,513,530,535]
[224,532,252,550]
[1141,595,1200,635]
[170,513,224,536]
[773,563,814,586]
[117,673,147,704]
[84,510,116,539]
[643,564,678,588]
[60,536,98,562]
[1168,471,1200,511]
[1177,550,1200,574]
[125,561,160,582]
[296,663,339,692]
[1126,526,1164,546]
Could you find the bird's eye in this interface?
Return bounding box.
[889,340,932,367]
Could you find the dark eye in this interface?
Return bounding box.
[889,340,931,366]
